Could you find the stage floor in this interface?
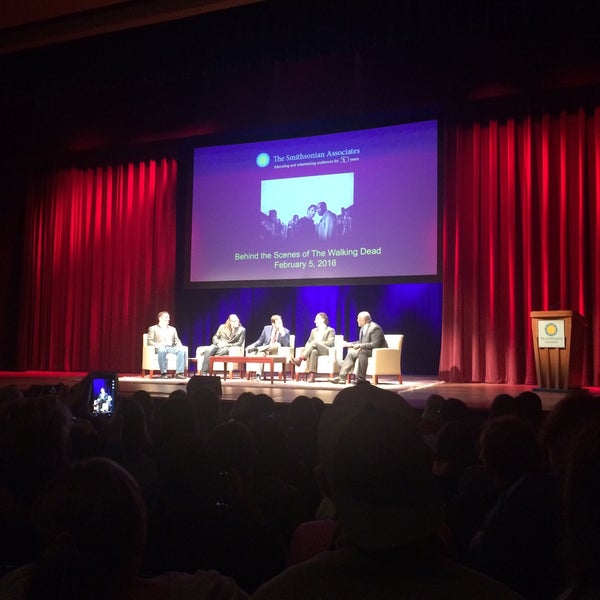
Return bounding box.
[1,371,589,412]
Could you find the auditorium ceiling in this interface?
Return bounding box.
[1,1,600,156]
[0,0,262,53]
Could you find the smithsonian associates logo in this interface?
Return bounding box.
[256,152,270,167]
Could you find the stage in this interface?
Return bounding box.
[0,371,588,412]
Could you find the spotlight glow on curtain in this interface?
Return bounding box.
[440,107,600,385]
[18,159,178,372]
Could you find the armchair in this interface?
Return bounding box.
[142,334,189,378]
[196,345,244,378]
[352,333,403,385]
[295,334,344,381]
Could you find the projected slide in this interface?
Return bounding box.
[189,120,438,287]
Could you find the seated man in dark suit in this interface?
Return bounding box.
[329,311,387,384]
[246,315,290,380]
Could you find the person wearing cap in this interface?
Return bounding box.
[329,311,387,384]
[252,385,523,599]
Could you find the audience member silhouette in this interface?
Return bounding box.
[116,396,160,514]
[540,390,600,475]
[151,389,210,514]
[514,391,543,433]
[446,415,542,561]
[69,414,104,460]
[119,396,153,459]
[0,457,249,599]
[283,395,325,516]
[130,389,158,439]
[253,384,522,599]
[187,386,224,443]
[206,420,257,515]
[419,394,446,433]
[0,384,23,406]
[147,419,287,593]
[559,418,600,599]
[284,395,323,470]
[439,396,471,425]
[250,416,309,540]
[230,392,275,431]
[479,416,542,487]
[467,392,600,599]
[487,393,516,420]
[0,395,72,575]
[432,420,478,504]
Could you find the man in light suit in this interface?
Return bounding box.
[292,312,335,383]
[246,314,291,379]
[147,311,186,379]
[329,311,387,385]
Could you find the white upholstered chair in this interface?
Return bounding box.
[352,333,403,385]
[142,334,189,378]
[294,334,344,381]
[196,345,245,378]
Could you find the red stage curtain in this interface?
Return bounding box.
[440,106,600,385]
[18,159,178,372]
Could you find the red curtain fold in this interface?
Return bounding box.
[18,159,178,372]
[440,106,600,385]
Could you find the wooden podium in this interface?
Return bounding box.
[530,310,585,391]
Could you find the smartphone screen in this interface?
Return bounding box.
[89,373,118,416]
